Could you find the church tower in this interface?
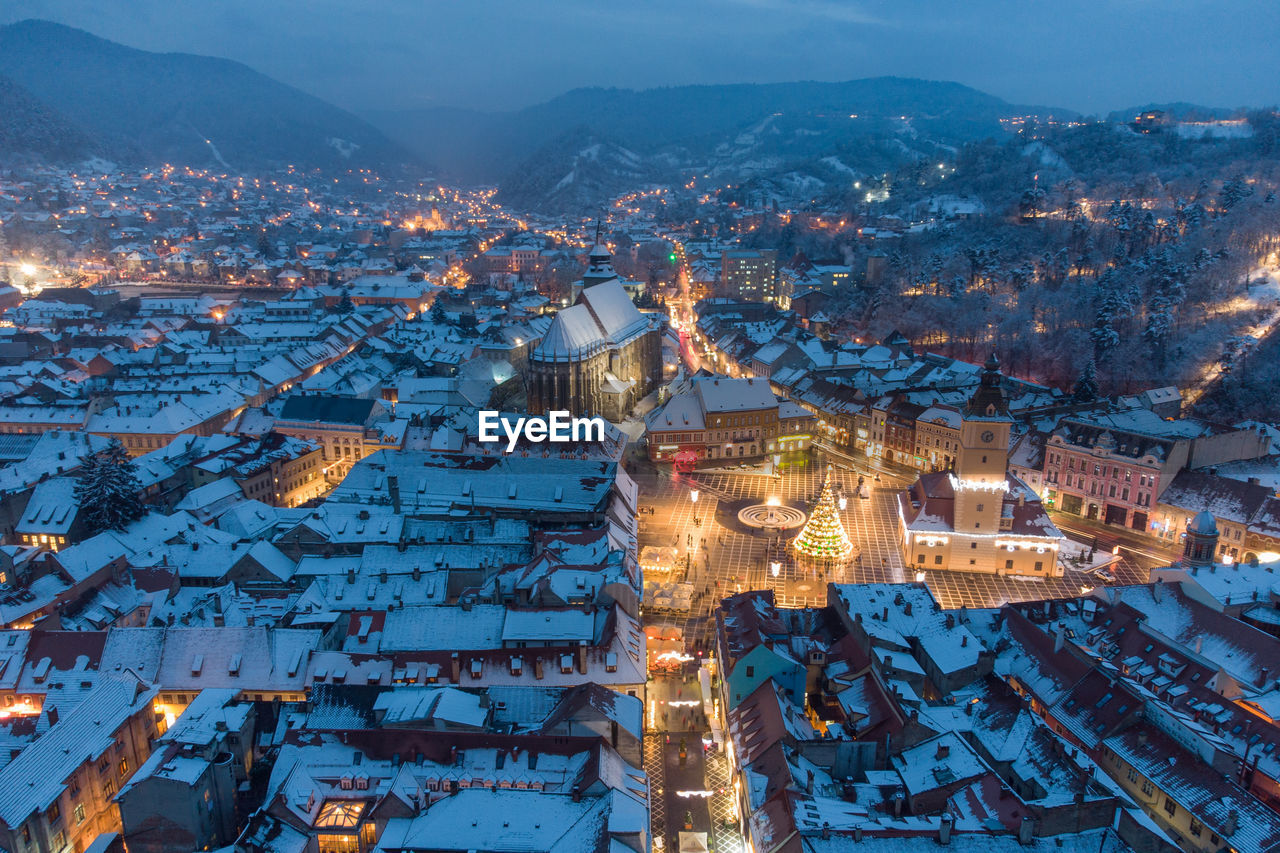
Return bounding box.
[953,353,1013,536]
[581,220,619,289]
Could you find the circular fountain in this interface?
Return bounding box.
[737,499,807,531]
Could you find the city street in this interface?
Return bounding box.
[646,671,715,852]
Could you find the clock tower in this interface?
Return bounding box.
[953,353,1012,535]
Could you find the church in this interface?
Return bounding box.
[527,239,663,422]
[896,355,1066,577]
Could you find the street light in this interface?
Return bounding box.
[690,489,699,504]
[838,495,848,510]
[770,561,781,578]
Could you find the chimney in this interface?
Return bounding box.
[935,743,950,760]
[412,565,421,582]
[1018,817,1035,845]
[450,652,460,683]
[961,635,968,648]
[347,567,356,585]
[1258,667,1271,688]
[46,706,59,726]
[577,640,588,674]
[854,826,864,843]
[806,769,814,795]
[1223,809,1238,837]
[821,822,831,840]
[571,786,581,803]
[1053,625,1065,654]
[939,813,954,846]
[388,475,401,513]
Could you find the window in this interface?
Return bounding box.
[47,803,61,823]
[1034,561,1043,572]
[1126,768,1138,783]
[1189,820,1202,838]
[970,542,977,549]
[73,804,86,825]
[1140,780,1154,796]
[317,834,360,853]
[118,758,129,777]
[316,801,365,828]
[934,555,943,565]
[1163,797,1176,818]
[103,779,116,798]
[1005,560,1014,570]
[745,666,754,677]
[917,554,925,564]
[977,504,984,512]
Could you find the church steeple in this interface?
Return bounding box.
[582,218,618,289]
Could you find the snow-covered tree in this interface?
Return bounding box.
[75,440,145,535]
[1072,359,1099,403]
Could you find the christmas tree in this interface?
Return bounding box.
[75,439,146,535]
[793,465,853,560]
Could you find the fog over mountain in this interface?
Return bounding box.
[0,20,416,172]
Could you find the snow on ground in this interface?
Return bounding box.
[1058,537,1121,579]
[1248,266,1280,306]
[1175,121,1253,140]
[1022,141,1070,172]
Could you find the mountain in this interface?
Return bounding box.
[497,129,661,212]
[367,77,1073,211]
[0,20,421,172]
[0,71,97,162]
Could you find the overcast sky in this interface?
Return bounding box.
[3,0,1277,114]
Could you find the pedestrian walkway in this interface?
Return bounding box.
[706,750,746,853]
[644,733,667,844]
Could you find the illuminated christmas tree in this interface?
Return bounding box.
[793,465,853,560]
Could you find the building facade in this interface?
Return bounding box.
[644,377,814,464]
[720,249,778,303]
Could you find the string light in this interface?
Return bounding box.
[794,465,853,560]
